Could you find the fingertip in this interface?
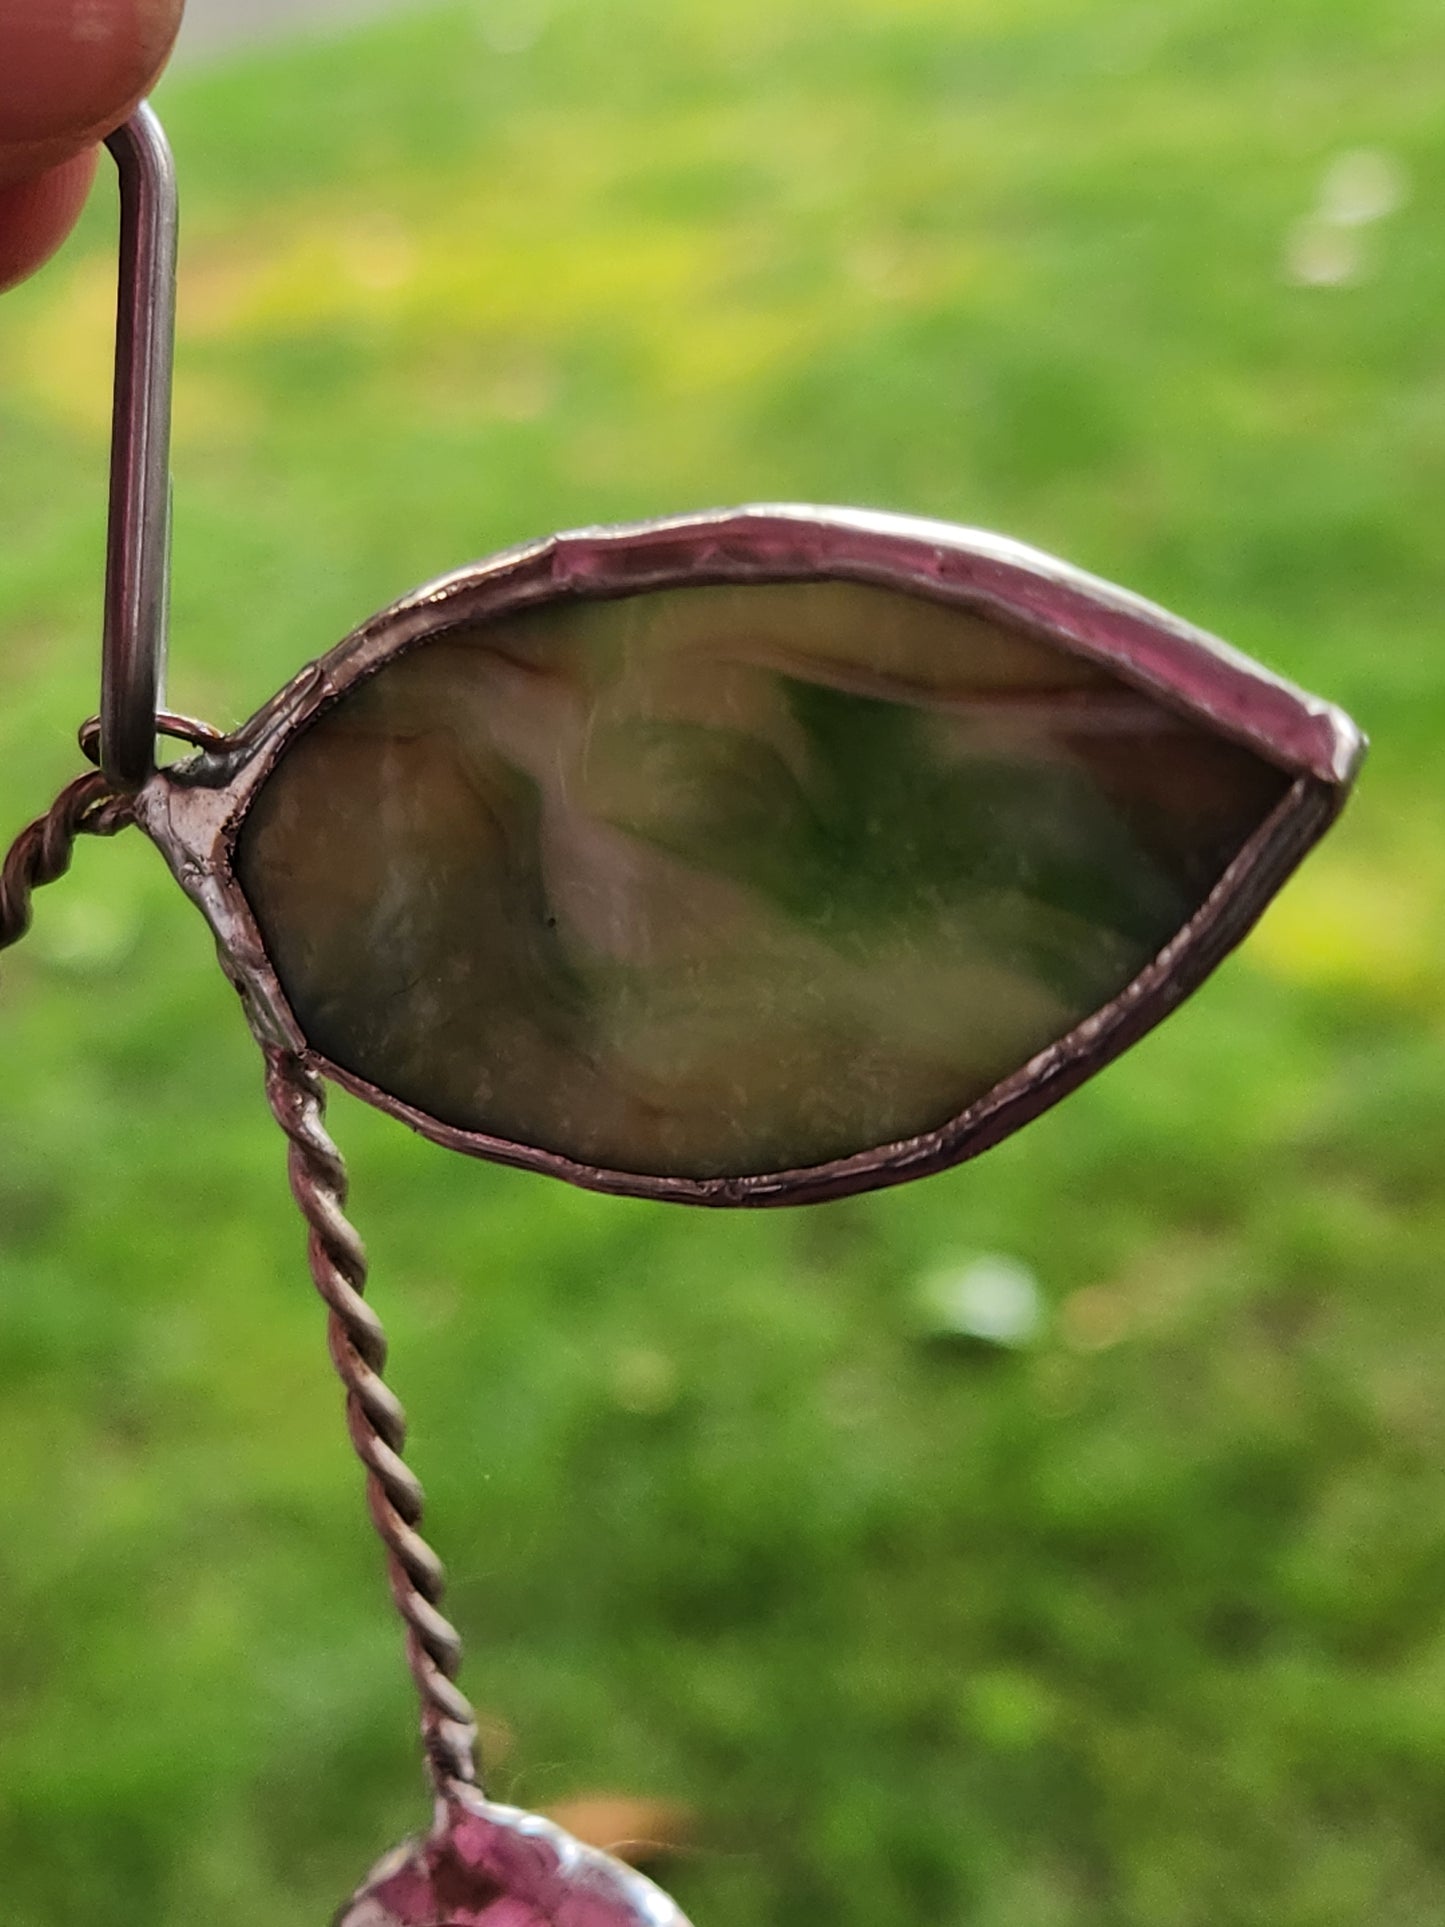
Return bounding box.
[0,148,100,295]
[0,0,186,184]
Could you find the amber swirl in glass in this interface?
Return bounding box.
[133,506,1363,1206]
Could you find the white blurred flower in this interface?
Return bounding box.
[1284,146,1409,288]
[914,1253,1045,1348]
[1284,217,1363,288]
[1319,148,1409,227]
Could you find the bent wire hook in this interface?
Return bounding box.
[100,105,177,790]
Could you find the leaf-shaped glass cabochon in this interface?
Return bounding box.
[139,509,1362,1205]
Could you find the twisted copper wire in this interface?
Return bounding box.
[0,770,135,956]
[3,776,478,1794]
[262,1046,480,1796]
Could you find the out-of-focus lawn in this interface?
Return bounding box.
[2,2,1444,1922]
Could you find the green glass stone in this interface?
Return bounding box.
[234,578,1289,1179]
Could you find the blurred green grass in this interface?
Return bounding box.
[2,1,1444,1921]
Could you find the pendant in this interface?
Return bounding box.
[137,500,1359,1208]
[0,105,1365,1924]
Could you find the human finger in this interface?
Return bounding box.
[0,0,185,182]
[0,148,97,294]
[0,0,184,290]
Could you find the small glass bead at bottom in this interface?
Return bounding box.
[336,1789,693,1927]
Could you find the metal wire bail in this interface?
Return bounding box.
[101,105,177,789]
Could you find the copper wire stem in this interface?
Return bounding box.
[0,772,134,956]
[2,779,477,1797]
[262,1046,479,1797]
